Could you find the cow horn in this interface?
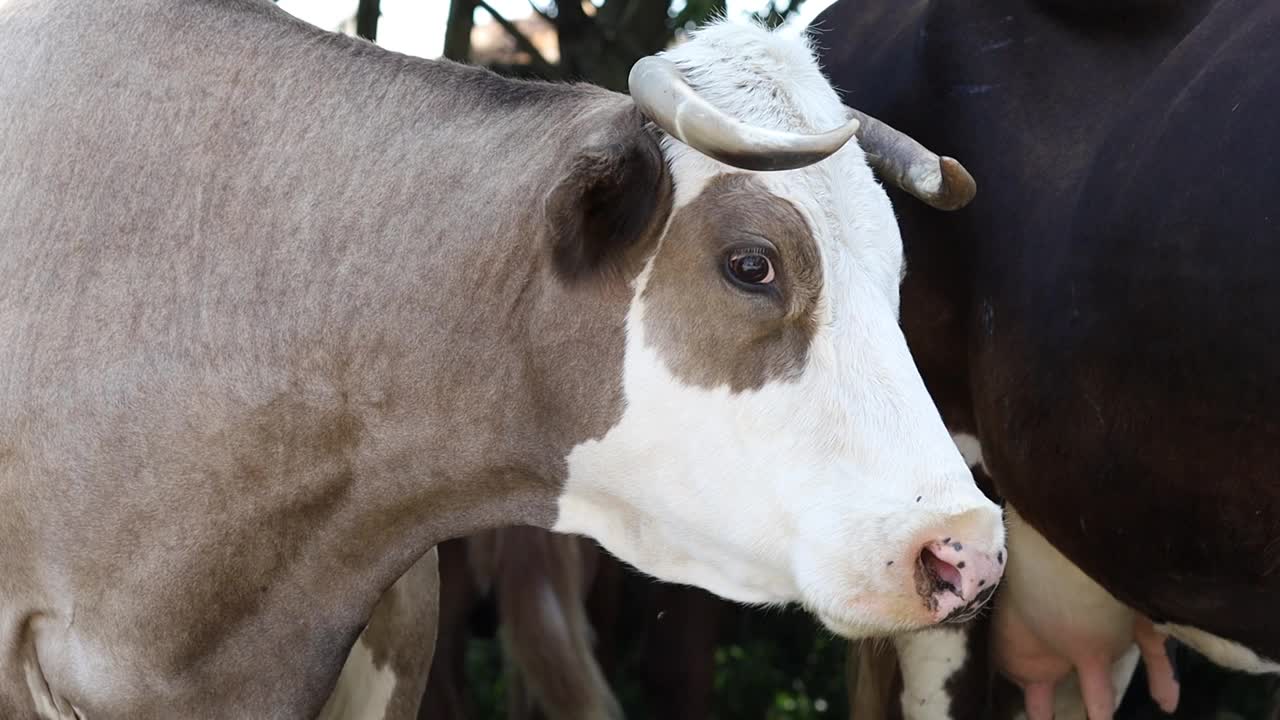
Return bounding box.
[628,56,860,172]
[845,108,977,211]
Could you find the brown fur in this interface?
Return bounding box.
[817,0,1280,667]
[319,549,440,720]
[543,111,673,285]
[418,540,480,720]
[364,550,440,720]
[423,530,620,720]
[847,639,903,720]
[488,528,621,720]
[638,582,725,720]
[641,173,822,392]
[426,533,729,720]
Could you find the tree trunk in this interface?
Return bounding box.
[355,0,379,41]
[755,0,807,29]
[554,0,673,91]
[475,0,809,90]
[443,0,477,62]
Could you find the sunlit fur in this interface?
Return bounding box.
[554,20,1004,638]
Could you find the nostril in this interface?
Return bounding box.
[919,545,963,595]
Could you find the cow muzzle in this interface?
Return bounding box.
[915,516,1006,624]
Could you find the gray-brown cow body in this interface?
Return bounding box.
[0,0,1006,716]
[0,3,632,715]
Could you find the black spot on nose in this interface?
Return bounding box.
[952,542,963,552]
[957,561,966,569]
[997,550,1004,564]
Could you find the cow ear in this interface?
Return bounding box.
[543,108,672,283]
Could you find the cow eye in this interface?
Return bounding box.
[725,249,775,286]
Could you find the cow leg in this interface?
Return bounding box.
[318,547,440,720]
[494,527,622,720]
[892,623,992,720]
[641,582,724,720]
[1133,616,1180,714]
[845,638,902,720]
[419,538,481,720]
[584,544,625,681]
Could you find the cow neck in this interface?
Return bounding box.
[251,40,641,607]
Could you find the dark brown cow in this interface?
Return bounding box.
[813,0,1280,716]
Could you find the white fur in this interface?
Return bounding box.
[1156,624,1280,674]
[23,658,84,720]
[554,21,1003,638]
[24,659,64,720]
[894,627,969,720]
[315,636,397,720]
[951,432,987,473]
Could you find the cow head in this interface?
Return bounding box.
[546,21,1004,637]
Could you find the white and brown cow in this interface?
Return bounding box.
[0,1,1004,717]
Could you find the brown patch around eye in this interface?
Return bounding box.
[640,173,823,392]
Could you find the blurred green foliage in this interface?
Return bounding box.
[709,609,847,720]
[464,637,507,719]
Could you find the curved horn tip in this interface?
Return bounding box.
[932,156,977,211]
[842,116,862,140]
[627,56,668,89]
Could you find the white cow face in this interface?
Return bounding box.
[553,21,1005,637]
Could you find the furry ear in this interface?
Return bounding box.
[542,109,673,283]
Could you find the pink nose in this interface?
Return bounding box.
[917,537,1005,622]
